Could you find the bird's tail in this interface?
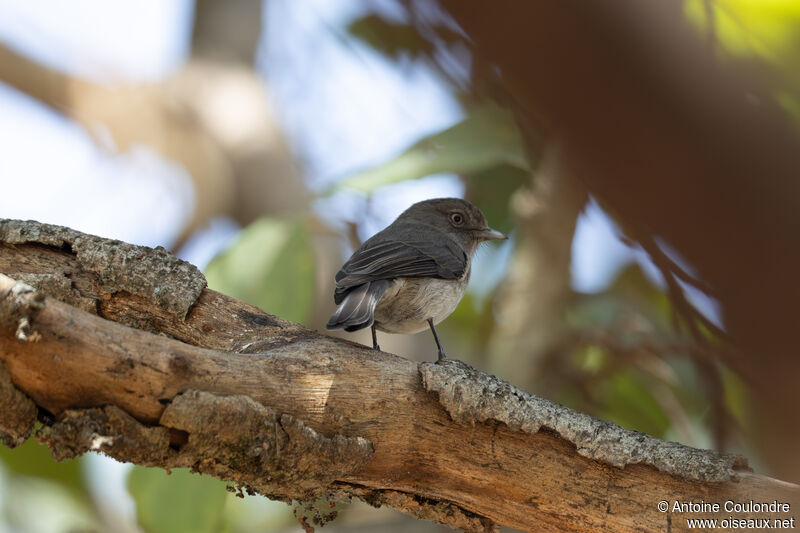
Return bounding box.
[326,280,389,332]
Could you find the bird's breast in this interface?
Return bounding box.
[373,273,469,334]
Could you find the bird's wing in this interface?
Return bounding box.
[333,238,467,304]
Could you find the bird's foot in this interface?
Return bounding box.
[436,350,447,363]
[371,324,381,351]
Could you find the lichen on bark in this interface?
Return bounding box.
[0,219,206,319]
[421,359,748,482]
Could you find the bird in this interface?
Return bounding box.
[326,198,507,361]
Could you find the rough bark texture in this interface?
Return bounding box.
[43,391,374,502]
[0,220,797,532]
[0,361,36,448]
[0,220,206,319]
[421,361,745,483]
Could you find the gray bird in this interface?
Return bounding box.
[326,198,507,361]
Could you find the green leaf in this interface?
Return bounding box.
[465,164,529,234]
[205,217,315,324]
[684,0,800,61]
[599,370,670,438]
[224,492,295,532]
[337,103,530,193]
[575,345,607,374]
[684,0,800,120]
[1,476,99,533]
[347,14,466,62]
[722,366,750,427]
[440,290,495,361]
[0,435,89,502]
[567,264,675,337]
[127,467,228,533]
[348,15,435,61]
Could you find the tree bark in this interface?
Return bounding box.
[0,220,797,532]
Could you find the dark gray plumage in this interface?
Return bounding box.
[326,198,506,361]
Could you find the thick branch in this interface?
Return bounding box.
[0,220,797,532]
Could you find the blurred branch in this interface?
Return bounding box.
[192,0,262,64]
[574,328,733,448]
[539,327,706,447]
[638,235,734,451]
[0,219,798,532]
[187,0,310,235]
[439,0,800,479]
[637,236,723,342]
[488,145,586,391]
[0,41,305,249]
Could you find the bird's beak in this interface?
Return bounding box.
[475,227,508,241]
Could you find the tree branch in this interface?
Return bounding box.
[0,42,306,250]
[0,220,797,532]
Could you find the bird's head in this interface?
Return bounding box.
[399,198,507,253]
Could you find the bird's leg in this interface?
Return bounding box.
[371,323,380,351]
[427,318,447,362]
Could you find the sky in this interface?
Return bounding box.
[0,0,643,291]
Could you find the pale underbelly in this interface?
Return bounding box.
[373,277,467,334]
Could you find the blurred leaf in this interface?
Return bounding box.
[337,103,529,193]
[668,358,716,420]
[609,264,667,307]
[684,0,800,116]
[441,290,495,361]
[347,14,466,62]
[2,476,99,533]
[128,467,228,533]
[348,15,432,60]
[0,436,89,502]
[568,264,674,337]
[224,492,295,532]
[205,217,315,324]
[576,345,607,373]
[566,293,623,331]
[600,371,670,438]
[722,366,749,427]
[685,0,800,60]
[777,89,800,122]
[564,263,727,444]
[465,164,529,234]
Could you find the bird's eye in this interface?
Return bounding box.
[449,212,465,226]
